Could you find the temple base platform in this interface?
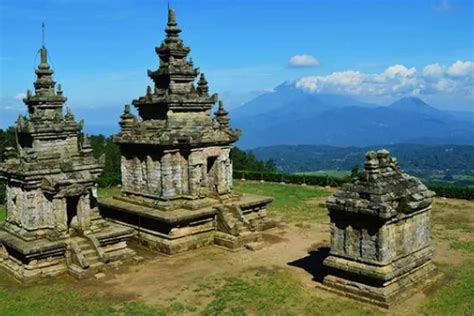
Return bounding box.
[320,252,441,308]
[0,220,136,282]
[99,193,276,255]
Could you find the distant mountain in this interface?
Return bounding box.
[231,82,474,149]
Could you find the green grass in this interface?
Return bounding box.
[234,180,332,224]
[421,264,474,315]
[450,240,474,255]
[201,269,378,316]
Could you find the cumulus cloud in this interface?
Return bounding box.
[288,54,320,68]
[295,60,473,101]
[423,63,444,78]
[447,60,474,77]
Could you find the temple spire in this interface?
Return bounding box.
[165,7,182,41]
[42,22,45,47]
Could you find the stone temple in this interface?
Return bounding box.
[99,8,275,255]
[321,149,438,307]
[0,45,135,281]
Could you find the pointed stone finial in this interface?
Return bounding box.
[215,100,230,128]
[82,134,92,154]
[26,89,32,99]
[165,7,182,40]
[197,73,209,96]
[39,46,48,67]
[17,114,25,128]
[42,22,45,46]
[65,106,74,121]
[120,104,135,131]
[56,84,63,95]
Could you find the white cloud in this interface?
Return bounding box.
[434,78,455,92]
[383,64,416,78]
[295,60,473,101]
[423,63,444,78]
[288,54,320,68]
[433,0,453,12]
[14,92,26,100]
[447,60,474,77]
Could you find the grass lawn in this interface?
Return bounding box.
[0,181,472,315]
[234,181,332,224]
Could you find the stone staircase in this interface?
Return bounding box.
[215,205,263,251]
[216,205,254,236]
[67,236,104,278]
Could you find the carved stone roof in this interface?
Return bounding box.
[326,150,435,220]
[115,8,240,147]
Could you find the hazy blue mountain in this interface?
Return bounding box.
[231,82,377,118]
[231,83,474,149]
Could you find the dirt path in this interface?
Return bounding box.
[75,224,328,306]
[70,214,467,315]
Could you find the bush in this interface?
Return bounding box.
[427,183,474,200]
[234,170,348,187]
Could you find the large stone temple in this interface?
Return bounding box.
[321,150,438,307]
[99,8,274,255]
[0,45,135,281]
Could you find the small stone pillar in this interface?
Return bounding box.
[321,149,438,307]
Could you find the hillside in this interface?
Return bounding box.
[251,144,474,186]
[231,83,474,149]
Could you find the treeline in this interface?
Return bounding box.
[234,170,474,200]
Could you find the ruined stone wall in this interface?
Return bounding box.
[329,208,432,264]
[32,136,79,158]
[121,145,233,199]
[6,186,56,231]
[380,209,431,262]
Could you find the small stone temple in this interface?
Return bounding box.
[99,8,274,255]
[321,149,438,307]
[0,45,135,281]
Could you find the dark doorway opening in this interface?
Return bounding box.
[207,156,217,173]
[207,156,218,192]
[66,196,80,227]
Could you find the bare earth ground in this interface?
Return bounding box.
[0,181,473,315]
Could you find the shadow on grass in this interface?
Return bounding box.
[287,246,330,283]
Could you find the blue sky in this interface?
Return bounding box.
[0,0,473,132]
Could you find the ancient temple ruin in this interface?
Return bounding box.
[321,149,438,307]
[0,45,135,281]
[99,8,274,255]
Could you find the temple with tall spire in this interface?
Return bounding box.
[0,41,136,281]
[99,8,275,254]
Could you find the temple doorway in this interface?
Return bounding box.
[207,156,218,192]
[66,195,80,227]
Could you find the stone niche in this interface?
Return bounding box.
[99,8,275,255]
[320,149,439,307]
